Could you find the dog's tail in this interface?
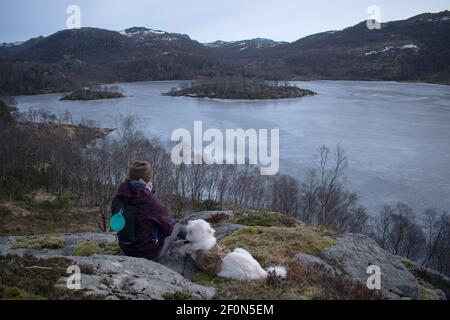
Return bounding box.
[266,266,287,278]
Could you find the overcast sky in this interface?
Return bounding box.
[0,0,448,43]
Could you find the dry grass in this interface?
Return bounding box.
[192,219,381,300]
[222,225,336,266]
[194,261,381,300]
[0,196,99,236]
[12,235,65,250]
[206,212,233,224]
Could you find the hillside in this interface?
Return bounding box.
[276,11,450,83]
[0,11,449,95]
[0,209,448,300]
[0,105,448,300]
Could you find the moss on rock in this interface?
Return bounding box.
[397,256,416,272]
[397,256,442,300]
[0,286,45,300]
[12,235,65,250]
[73,241,120,257]
[0,254,100,300]
[419,283,440,300]
[73,242,103,256]
[101,241,121,255]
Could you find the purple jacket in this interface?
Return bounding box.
[111,180,174,260]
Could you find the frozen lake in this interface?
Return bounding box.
[15,80,450,214]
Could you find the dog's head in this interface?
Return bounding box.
[186,219,216,245]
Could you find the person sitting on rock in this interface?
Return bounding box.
[111,160,185,261]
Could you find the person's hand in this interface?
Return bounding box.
[146,181,153,192]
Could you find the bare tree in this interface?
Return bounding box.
[373,203,425,260]
[271,175,300,216]
[422,209,450,274]
[296,146,367,232]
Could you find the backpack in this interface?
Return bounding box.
[111,197,160,247]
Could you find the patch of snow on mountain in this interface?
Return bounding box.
[381,46,394,52]
[0,41,24,47]
[401,44,419,50]
[120,27,167,37]
[235,41,248,47]
[364,43,419,56]
[148,29,166,35]
[364,50,378,56]
[203,40,229,47]
[203,38,284,49]
[427,16,450,22]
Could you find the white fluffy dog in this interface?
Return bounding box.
[184,219,287,280]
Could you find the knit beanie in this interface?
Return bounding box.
[129,161,153,183]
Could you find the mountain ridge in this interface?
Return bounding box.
[0,10,449,95]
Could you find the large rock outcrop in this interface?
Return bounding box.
[398,257,450,299]
[186,210,234,222]
[157,240,197,280]
[0,211,447,300]
[0,233,214,300]
[411,266,450,298]
[67,254,214,300]
[319,233,420,299]
[295,252,339,276]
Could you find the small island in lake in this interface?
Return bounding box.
[164,76,316,100]
[60,86,125,101]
